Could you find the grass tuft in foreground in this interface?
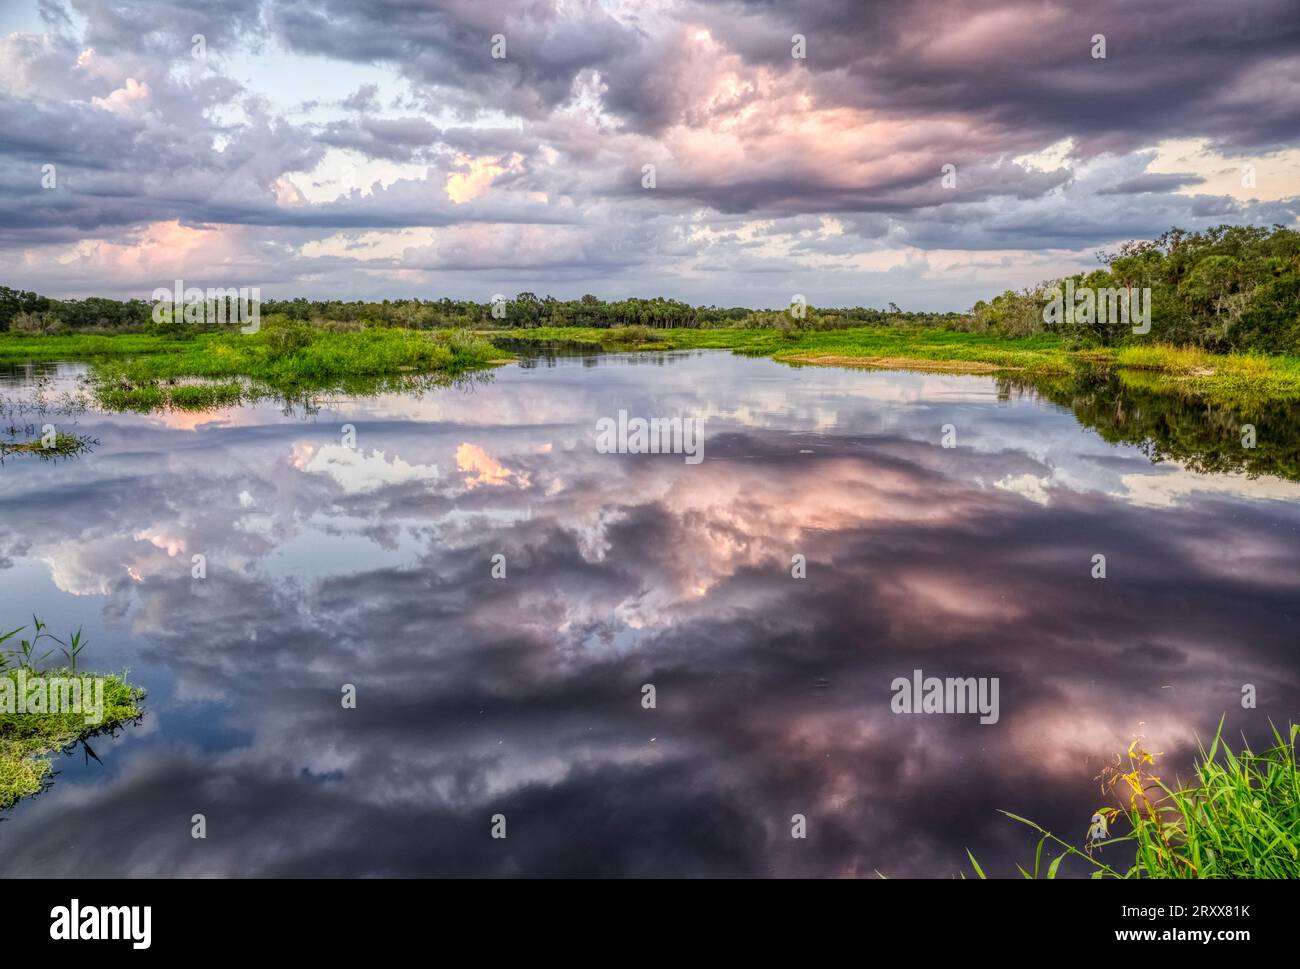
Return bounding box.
[971,721,1300,878]
[0,619,145,809]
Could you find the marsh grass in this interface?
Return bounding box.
[495,327,1300,402]
[1113,344,1300,407]
[71,324,511,411]
[0,620,146,809]
[607,324,650,341]
[0,332,200,361]
[95,380,245,412]
[6,324,1299,408]
[0,430,96,459]
[970,721,1300,878]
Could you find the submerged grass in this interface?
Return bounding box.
[970,721,1300,879]
[0,620,145,809]
[95,380,245,412]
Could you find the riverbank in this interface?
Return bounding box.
[3,325,1299,407]
[489,326,1300,406]
[0,326,510,410]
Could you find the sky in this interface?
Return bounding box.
[1,0,1298,310]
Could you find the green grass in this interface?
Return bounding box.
[0,332,202,361]
[0,620,145,809]
[95,380,245,412]
[5,324,1300,408]
[490,326,1300,404]
[484,325,777,354]
[770,327,1081,371]
[1113,344,1300,407]
[972,722,1300,879]
[0,431,96,459]
[489,324,1079,362]
[0,324,511,411]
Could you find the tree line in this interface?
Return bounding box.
[0,289,959,334]
[969,224,1300,352]
[3,225,1297,353]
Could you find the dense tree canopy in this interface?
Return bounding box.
[971,225,1300,353]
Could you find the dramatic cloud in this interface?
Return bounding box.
[0,0,1297,306]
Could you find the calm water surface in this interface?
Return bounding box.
[1,350,1298,876]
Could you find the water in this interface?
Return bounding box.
[1,351,1298,877]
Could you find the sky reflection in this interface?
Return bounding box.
[1,352,1298,876]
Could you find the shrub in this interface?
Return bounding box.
[10,311,61,335]
[607,324,653,345]
[260,319,317,358]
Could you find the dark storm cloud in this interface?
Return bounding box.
[0,0,1296,298]
[266,0,644,119]
[685,0,1300,152]
[1100,173,1206,195]
[885,193,1300,252]
[68,0,265,52]
[315,116,444,163]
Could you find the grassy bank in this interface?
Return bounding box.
[970,723,1300,879]
[1,621,145,809]
[0,332,203,361]
[490,325,1300,405]
[4,323,1299,408]
[0,324,510,410]
[1111,344,1300,406]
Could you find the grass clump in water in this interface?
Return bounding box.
[0,430,96,460]
[0,619,146,809]
[166,381,244,410]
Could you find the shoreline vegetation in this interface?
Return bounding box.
[0,225,1296,406]
[0,620,145,810]
[0,326,511,411]
[3,324,1296,409]
[490,325,1300,405]
[967,723,1300,879]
